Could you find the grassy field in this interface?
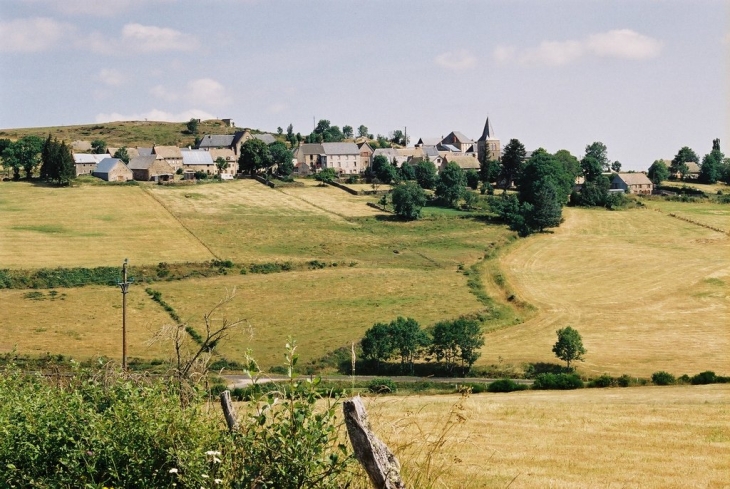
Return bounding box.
[0,119,243,148]
[483,206,730,377]
[644,197,730,231]
[0,182,213,268]
[0,286,170,360]
[363,384,730,488]
[153,266,484,368]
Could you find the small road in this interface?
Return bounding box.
[223,374,533,388]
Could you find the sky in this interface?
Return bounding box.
[0,0,728,170]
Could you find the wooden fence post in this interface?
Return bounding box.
[343,396,405,489]
[220,390,239,432]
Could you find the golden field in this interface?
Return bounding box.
[362,384,730,488]
[483,206,730,377]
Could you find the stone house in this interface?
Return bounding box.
[611,173,653,195]
[73,153,109,176]
[128,155,174,181]
[93,158,133,182]
[209,148,238,176]
[357,142,373,171]
[442,154,480,172]
[293,143,325,172]
[153,145,183,171]
[181,149,216,174]
[322,142,360,174]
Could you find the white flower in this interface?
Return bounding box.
[169,468,178,474]
[213,456,221,464]
[202,474,208,479]
[214,479,223,485]
[205,450,221,456]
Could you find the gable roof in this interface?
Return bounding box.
[416,137,441,147]
[440,144,461,153]
[450,131,474,144]
[128,155,159,170]
[254,133,276,144]
[686,162,700,173]
[74,153,109,164]
[153,145,182,159]
[181,149,214,165]
[421,145,440,159]
[614,173,652,186]
[209,148,236,161]
[298,143,325,155]
[322,142,359,155]
[477,117,497,142]
[198,134,235,148]
[94,158,123,174]
[372,148,398,158]
[357,142,374,152]
[445,155,480,170]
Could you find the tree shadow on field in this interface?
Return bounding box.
[525,362,574,378]
[373,214,406,222]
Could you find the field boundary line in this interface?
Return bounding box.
[139,186,220,260]
[276,187,359,224]
[644,202,729,235]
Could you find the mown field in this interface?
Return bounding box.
[363,385,729,488]
[484,205,730,377]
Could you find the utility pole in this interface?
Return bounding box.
[118,259,132,370]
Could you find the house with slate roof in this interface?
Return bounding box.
[293,143,325,172]
[441,131,476,155]
[128,155,174,181]
[322,142,361,174]
[611,173,654,195]
[209,148,237,176]
[181,149,215,175]
[73,153,109,176]
[93,158,133,182]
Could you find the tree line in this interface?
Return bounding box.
[648,139,729,185]
[1,135,76,185]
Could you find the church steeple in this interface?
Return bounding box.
[478,117,495,142]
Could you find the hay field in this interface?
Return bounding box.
[149,180,509,268]
[482,206,730,376]
[364,385,729,488]
[153,267,483,368]
[0,286,170,360]
[0,182,213,268]
[646,198,730,231]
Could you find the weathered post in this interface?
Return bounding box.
[220,390,239,432]
[343,396,405,489]
[118,258,132,370]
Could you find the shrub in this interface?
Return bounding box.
[652,371,676,385]
[691,371,717,385]
[532,373,584,390]
[462,382,488,394]
[588,374,615,388]
[367,377,397,394]
[487,379,528,393]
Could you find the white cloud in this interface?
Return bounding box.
[494,29,663,66]
[434,50,477,70]
[187,78,231,107]
[95,108,216,123]
[0,17,73,53]
[85,23,198,55]
[97,68,125,87]
[22,0,176,17]
[149,78,231,107]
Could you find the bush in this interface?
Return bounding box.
[532,373,584,390]
[588,374,615,388]
[487,379,528,393]
[691,371,717,385]
[651,371,676,385]
[367,377,397,394]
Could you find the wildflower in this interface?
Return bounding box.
[202,474,208,479]
[214,479,223,485]
[205,450,221,456]
[169,468,178,474]
[213,456,222,464]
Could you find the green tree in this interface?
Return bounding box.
[699,146,724,184]
[552,326,586,369]
[399,162,415,181]
[1,135,43,180]
[465,169,479,190]
[611,161,622,173]
[479,153,500,185]
[91,139,107,154]
[342,125,354,139]
[376,134,390,149]
[528,180,563,232]
[389,129,408,146]
[361,322,394,372]
[269,141,294,177]
[277,126,283,135]
[113,147,130,164]
[56,141,75,185]
[286,124,296,147]
[238,138,272,176]
[372,154,396,184]
[581,155,603,182]
[389,317,429,374]
[391,181,427,220]
[435,161,466,207]
[499,138,526,191]
[215,156,229,177]
[39,136,75,185]
[554,149,581,181]
[430,318,484,375]
[315,167,337,184]
[585,141,610,172]
[357,125,368,138]
[186,118,199,135]
[415,158,438,190]
[40,134,54,181]
[519,148,573,205]
[671,146,698,180]
[647,159,670,185]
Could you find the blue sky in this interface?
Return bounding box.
[1,0,727,170]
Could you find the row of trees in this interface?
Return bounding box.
[648,139,729,185]
[360,316,484,375]
[1,135,76,185]
[237,138,294,178]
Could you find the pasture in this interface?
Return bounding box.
[364,384,730,488]
[0,182,212,268]
[483,206,730,377]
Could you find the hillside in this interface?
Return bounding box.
[0,119,257,148]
